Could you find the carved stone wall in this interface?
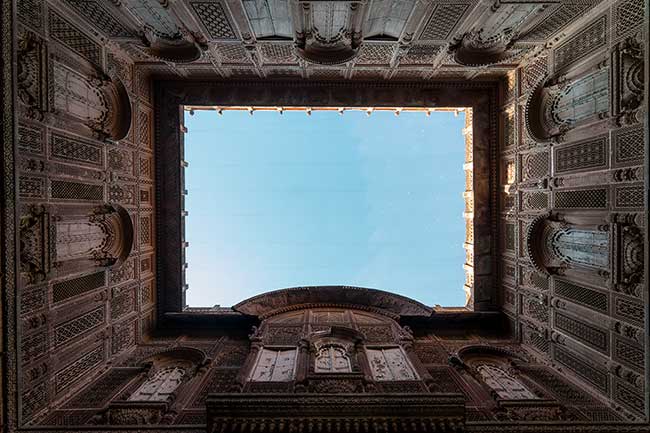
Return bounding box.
[14,1,156,427]
[500,0,647,422]
[3,0,649,431]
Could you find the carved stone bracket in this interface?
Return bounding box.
[20,206,54,284]
[612,36,645,127]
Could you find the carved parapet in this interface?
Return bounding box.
[206,394,466,433]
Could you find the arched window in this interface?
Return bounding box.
[315,345,352,373]
[128,366,186,402]
[476,364,536,400]
[550,69,609,127]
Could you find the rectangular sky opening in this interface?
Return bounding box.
[183,107,470,308]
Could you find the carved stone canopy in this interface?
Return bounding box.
[233,286,433,319]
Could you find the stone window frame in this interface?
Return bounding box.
[247,346,299,382]
[364,344,420,381]
[153,80,499,319]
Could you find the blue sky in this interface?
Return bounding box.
[183,109,467,307]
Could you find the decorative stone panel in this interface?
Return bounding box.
[554,311,609,354]
[48,10,101,66]
[54,345,104,393]
[553,346,608,393]
[52,271,106,304]
[553,16,607,72]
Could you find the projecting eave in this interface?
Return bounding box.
[232,286,434,319]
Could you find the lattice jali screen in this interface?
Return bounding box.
[52,272,106,304]
[553,279,608,313]
[54,306,105,347]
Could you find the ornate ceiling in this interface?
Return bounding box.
[42,0,604,81]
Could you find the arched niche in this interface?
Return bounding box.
[525,66,609,143]
[50,55,132,142]
[120,0,203,63]
[294,1,366,65]
[455,346,538,401]
[20,203,134,283]
[127,347,208,402]
[305,326,364,375]
[525,213,609,276]
[54,203,134,270]
[449,3,547,67]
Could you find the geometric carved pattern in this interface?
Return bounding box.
[520,191,548,211]
[614,297,644,326]
[190,1,236,40]
[108,184,136,205]
[140,215,151,245]
[420,4,470,40]
[192,368,239,407]
[50,133,103,166]
[111,320,136,354]
[137,111,151,149]
[54,306,105,347]
[108,147,134,174]
[260,44,295,64]
[62,0,132,37]
[553,346,608,393]
[614,0,644,38]
[18,122,44,154]
[523,297,549,323]
[50,180,104,201]
[110,285,135,320]
[554,279,608,313]
[48,11,101,65]
[22,382,48,421]
[54,345,104,393]
[524,4,595,41]
[65,368,137,408]
[17,0,44,31]
[614,125,644,164]
[554,137,607,174]
[108,259,135,285]
[521,55,548,93]
[554,188,607,209]
[613,379,644,415]
[614,185,644,209]
[613,336,644,371]
[215,44,249,63]
[522,325,549,354]
[19,176,45,199]
[554,16,607,71]
[554,311,608,353]
[520,366,592,403]
[504,223,515,251]
[20,286,47,316]
[414,343,447,364]
[21,331,47,364]
[521,151,549,180]
[401,45,441,65]
[214,341,250,367]
[356,44,395,65]
[52,271,106,304]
